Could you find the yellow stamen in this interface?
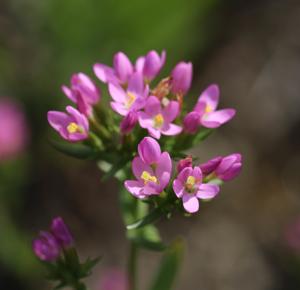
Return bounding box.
[154,114,164,128]
[141,171,158,184]
[126,92,136,108]
[205,105,213,113]
[67,122,80,134]
[185,175,196,191]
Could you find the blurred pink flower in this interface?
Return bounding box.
[0,98,28,161]
[99,268,128,290]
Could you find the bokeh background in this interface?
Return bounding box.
[1,0,300,289]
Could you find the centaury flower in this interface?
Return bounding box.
[170,61,193,95]
[51,217,74,248]
[173,166,219,213]
[47,106,89,142]
[124,137,172,198]
[184,84,236,132]
[138,96,182,139]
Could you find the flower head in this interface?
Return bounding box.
[62,73,101,116]
[200,153,242,181]
[138,96,182,139]
[51,217,74,248]
[124,137,172,198]
[0,98,28,161]
[32,231,60,262]
[109,72,148,116]
[173,166,219,213]
[47,106,89,142]
[120,110,138,135]
[136,50,166,82]
[170,61,193,95]
[183,84,236,132]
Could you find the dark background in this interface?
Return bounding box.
[1,0,300,289]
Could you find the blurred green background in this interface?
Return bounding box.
[1,0,300,289]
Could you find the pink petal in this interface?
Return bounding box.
[156,152,172,188]
[127,72,144,96]
[93,63,117,84]
[173,178,184,198]
[66,106,89,132]
[161,123,182,136]
[124,180,145,198]
[148,127,161,139]
[192,166,203,182]
[201,109,236,128]
[138,136,161,164]
[135,56,145,72]
[138,112,153,129]
[177,167,193,183]
[108,83,126,103]
[132,156,152,180]
[182,194,199,213]
[197,183,219,199]
[162,100,180,123]
[113,52,133,83]
[144,96,161,117]
[110,102,128,116]
[183,111,201,133]
[47,111,69,136]
[62,85,76,103]
[197,84,219,111]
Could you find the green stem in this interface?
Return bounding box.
[128,242,138,290]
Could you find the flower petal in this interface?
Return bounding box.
[124,180,145,198]
[93,63,118,84]
[201,109,236,128]
[182,194,199,213]
[162,100,180,123]
[173,178,184,198]
[138,136,161,164]
[144,96,161,117]
[108,83,127,102]
[183,111,201,133]
[132,156,152,180]
[197,84,219,111]
[127,72,144,96]
[197,183,219,199]
[110,102,128,116]
[161,123,182,136]
[113,52,133,83]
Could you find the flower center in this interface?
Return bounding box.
[126,92,136,109]
[154,114,164,128]
[67,122,82,134]
[205,105,213,113]
[185,175,197,192]
[141,171,158,184]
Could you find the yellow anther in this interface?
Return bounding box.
[154,114,164,128]
[205,105,213,113]
[67,122,80,134]
[126,92,136,108]
[185,176,196,191]
[141,171,158,184]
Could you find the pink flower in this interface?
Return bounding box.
[109,72,148,116]
[62,73,101,116]
[47,106,89,142]
[170,61,193,95]
[138,96,182,139]
[124,137,172,198]
[135,50,166,82]
[183,84,236,132]
[120,111,138,135]
[173,166,219,213]
[0,98,28,161]
[94,52,134,86]
[32,231,60,262]
[51,217,74,248]
[177,156,193,173]
[200,153,242,181]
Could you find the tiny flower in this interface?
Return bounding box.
[32,231,60,262]
[200,153,242,181]
[47,106,89,142]
[109,72,148,116]
[177,156,193,173]
[120,111,138,135]
[124,137,172,198]
[93,52,133,86]
[136,50,166,82]
[185,84,236,132]
[173,166,219,213]
[51,217,74,248]
[138,96,182,139]
[0,98,28,161]
[62,73,101,116]
[170,61,193,95]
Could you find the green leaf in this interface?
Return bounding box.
[192,128,214,146]
[149,238,184,290]
[49,139,97,159]
[79,256,101,278]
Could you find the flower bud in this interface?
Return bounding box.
[183,111,200,133]
[120,111,138,135]
[177,156,193,173]
[170,62,193,95]
[199,156,222,175]
[32,231,60,262]
[113,52,133,84]
[215,153,242,181]
[138,137,161,165]
[51,217,74,248]
[143,50,166,81]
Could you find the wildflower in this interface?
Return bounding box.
[136,50,166,82]
[62,73,101,116]
[93,52,133,85]
[200,153,242,181]
[183,84,236,132]
[47,106,89,142]
[173,166,219,213]
[170,61,193,95]
[177,156,193,173]
[32,231,60,262]
[51,217,74,248]
[138,96,182,139]
[0,98,28,161]
[109,72,148,116]
[120,111,138,135]
[124,137,172,198]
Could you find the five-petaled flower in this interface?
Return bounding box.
[124,137,172,198]
[184,84,236,133]
[138,96,182,139]
[47,106,89,142]
[173,166,219,213]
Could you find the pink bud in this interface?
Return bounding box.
[183,111,200,133]
[120,111,138,135]
[51,217,74,248]
[170,62,193,95]
[177,156,193,173]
